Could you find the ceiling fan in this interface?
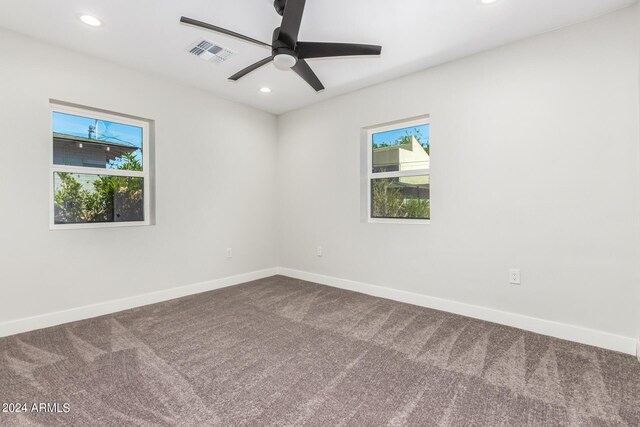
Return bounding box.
[180,0,382,92]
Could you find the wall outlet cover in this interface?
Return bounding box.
[509,269,521,285]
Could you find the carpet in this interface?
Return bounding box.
[1,275,639,426]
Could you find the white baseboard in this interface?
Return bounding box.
[2,266,637,357]
[0,268,279,338]
[276,268,638,356]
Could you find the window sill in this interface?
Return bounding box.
[366,218,430,225]
[50,221,151,231]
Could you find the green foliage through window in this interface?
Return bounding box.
[372,127,429,155]
[371,178,430,220]
[54,152,144,224]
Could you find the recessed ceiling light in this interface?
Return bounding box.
[260,87,272,93]
[79,15,102,27]
[480,0,498,4]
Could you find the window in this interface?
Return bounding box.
[366,117,430,223]
[50,103,150,229]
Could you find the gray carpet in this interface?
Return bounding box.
[1,276,639,426]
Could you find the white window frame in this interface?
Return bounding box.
[49,103,151,230]
[365,116,430,225]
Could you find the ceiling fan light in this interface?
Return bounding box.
[273,54,297,70]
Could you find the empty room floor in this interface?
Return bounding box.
[1,276,639,426]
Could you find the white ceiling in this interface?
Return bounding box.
[0,0,636,114]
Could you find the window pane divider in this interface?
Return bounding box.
[51,165,145,178]
[369,168,430,180]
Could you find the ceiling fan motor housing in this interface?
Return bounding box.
[272,27,298,69]
[274,0,286,16]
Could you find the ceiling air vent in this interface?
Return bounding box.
[187,39,234,64]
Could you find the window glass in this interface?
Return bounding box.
[52,111,143,170]
[370,176,430,220]
[372,124,429,173]
[53,172,144,224]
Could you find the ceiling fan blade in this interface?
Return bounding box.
[180,17,271,48]
[278,0,306,47]
[297,42,382,59]
[291,59,324,92]
[229,57,273,81]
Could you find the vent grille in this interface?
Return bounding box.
[187,39,234,63]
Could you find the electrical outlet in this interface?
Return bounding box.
[226,248,232,258]
[316,246,323,257]
[509,269,521,285]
